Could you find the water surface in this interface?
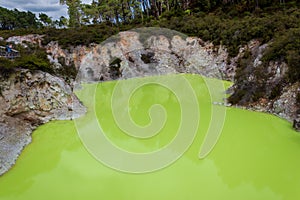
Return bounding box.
[0,74,300,200]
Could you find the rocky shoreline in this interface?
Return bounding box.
[0,69,86,175]
[0,29,299,175]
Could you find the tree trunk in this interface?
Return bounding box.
[121,3,127,23]
[115,9,119,25]
[166,0,170,11]
[150,0,159,19]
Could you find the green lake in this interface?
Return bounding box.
[1,74,300,200]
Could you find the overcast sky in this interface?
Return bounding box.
[0,0,92,20]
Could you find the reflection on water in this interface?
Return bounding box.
[0,74,300,200]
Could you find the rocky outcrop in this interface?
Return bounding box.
[0,116,32,176]
[5,30,232,81]
[6,34,44,47]
[243,82,299,122]
[0,69,86,175]
[77,30,230,82]
[269,83,299,121]
[227,39,299,124]
[45,41,91,71]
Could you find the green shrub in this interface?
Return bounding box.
[56,61,77,82]
[286,50,300,83]
[269,83,283,100]
[0,57,14,78]
[14,54,51,72]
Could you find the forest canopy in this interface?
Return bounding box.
[0,7,39,30]
[59,0,296,27]
[0,7,67,30]
[1,1,297,30]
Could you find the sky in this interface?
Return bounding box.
[0,0,92,20]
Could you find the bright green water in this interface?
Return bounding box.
[1,74,300,200]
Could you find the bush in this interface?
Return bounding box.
[269,83,283,100]
[41,24,123,49]
[0,57,14,78]
[286,50,300,83]
[12,44,52,73]
[14,54,52,72]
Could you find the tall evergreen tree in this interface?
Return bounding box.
[60,0,82,27]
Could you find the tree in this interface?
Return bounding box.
[39,13,53,27]
[58,16,68,28]
[81,3,99,24]
[60,0,82,27]
[0,7,39,30]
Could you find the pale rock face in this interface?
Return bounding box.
[229,40,298,123]
[248,82,299,123]
[253,43,267,68]
[6,34,43,47]
[0,116,32,176]
[45,41,90,71]
[270,83,299,121]
[119,31,144,52]
[77,31,229,83]
[0,69,86,175]
[0,70,85,121]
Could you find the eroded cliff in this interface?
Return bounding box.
[0,69,85,175]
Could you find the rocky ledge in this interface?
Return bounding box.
[76,30,231,82]
[0,69,85,175]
